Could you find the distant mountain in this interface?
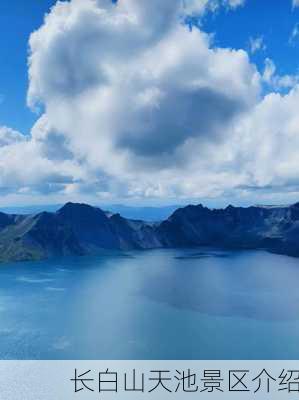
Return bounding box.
[0,203,161,262]
[0,202,299,262]
[0,204,62,215]
[0,204,178,221]
[103,204,178,221]
[157,203,299,257]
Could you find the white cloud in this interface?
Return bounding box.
[181,0,245,15]
[0,127,25,147]
[0,120,87,197]
[293,0,299,8]
[262,58,299,90]
[249,36,266,54]
[1,0,299,206]
[227,0,245,8]
[23,0,259,202]
[231,87,299,190]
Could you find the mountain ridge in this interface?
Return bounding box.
[0,201,299,262]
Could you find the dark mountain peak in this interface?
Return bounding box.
[56,202,120,249]
[170,203,205,217]
[57,202,107,220]
[34,210,52,218]
[58,202,96,213]
[183,204,205,210]
[181,203,208,214]
[33,211,56,224]
[226,204,235,210]
[110,212,123,220]
[59,201,76,209]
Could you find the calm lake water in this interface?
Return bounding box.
[0,248,299,359]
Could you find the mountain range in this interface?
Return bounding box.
[0,204,178,221]
[0,201,299,262]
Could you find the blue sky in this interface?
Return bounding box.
[203,0,299,76]
[0,0,55,134]
[1,0,299,135]
[1,0,299,207]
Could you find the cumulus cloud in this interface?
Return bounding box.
[23,0,260,201]
[232,87,299,190]
[293,0,299,8]
[0,119,87,197]
[0,127,25,147]
[182,0,245,15]
[1,0,299,206]
[262,58,299,91]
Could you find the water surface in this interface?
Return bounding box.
[0,248,298,359]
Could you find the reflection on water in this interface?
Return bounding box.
[175,251,230,259]
[0,248,299,359]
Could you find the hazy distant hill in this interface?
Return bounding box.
[103,204,178,221]
[0,204,178,222]
[0,202,299,262]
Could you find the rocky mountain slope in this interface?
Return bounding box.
[0,201,299,262]
[0,202,161,262]
[157,203,299,256]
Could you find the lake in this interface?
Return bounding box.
[0,248,299,359]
